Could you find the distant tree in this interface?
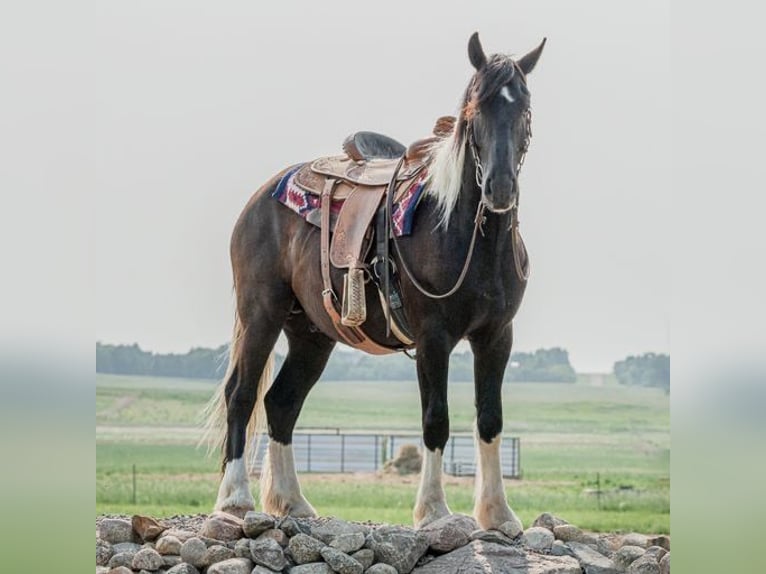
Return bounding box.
[613,353,669,391]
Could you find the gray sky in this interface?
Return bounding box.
[93,1,670,372]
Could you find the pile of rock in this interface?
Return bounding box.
[96,511,669,574]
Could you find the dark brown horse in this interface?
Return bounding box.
[204,32,545,530]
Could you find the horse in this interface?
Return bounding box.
[203,32,545,531]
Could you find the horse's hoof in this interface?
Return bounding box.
[413,502,452,528]
[474,502,522,532]
[215,505,254,519]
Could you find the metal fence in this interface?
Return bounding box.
[250,432,520,478]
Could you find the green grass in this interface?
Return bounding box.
[96,373,669,533]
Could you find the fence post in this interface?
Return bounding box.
[374,435,379,470]
[307,435,312,472]
[341,434,345,473]
[132,464,136,505]
[596,472,602,510]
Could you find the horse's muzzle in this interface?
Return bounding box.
[482,174,518,213]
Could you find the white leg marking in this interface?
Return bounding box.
[473,433,522,530]
[413,448,451,527]
[260,441,317,517]
[214,457,255,516]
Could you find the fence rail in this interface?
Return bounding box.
[250,432,520,478]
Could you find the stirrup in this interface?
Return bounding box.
[341,268,367,327]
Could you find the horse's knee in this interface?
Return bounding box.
[477,409,503,443]
[423,403,450,452]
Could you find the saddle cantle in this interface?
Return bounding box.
[342,131,407,162]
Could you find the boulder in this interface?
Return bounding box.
[411,540,581,574]
[365,525,429,574]
[280,516,310,537]
[621,533,649,549]
[419,514,478,553]
[233,538,252,558]
[626,555,660,574]
[531,513,568,531]
[645,546,668,562]
[204,544,236,565]
[132,515,167,542]
[523,527,555,551]
[99,518,136,544]
[179,537,208,568]
[366,564,399,574]
[257,528,289,547]
[206,557,254,574]
[553,524,584,542]
[311,518,367,544]
[106,567,133,574]
[320,546,364,574]
[551,540,573,556]
[107,551,135,569]
[469,529,515,546]
[288,533,326,564]
[162,555,182,568]
[131,547,163,571]
[649,535,670,551]
[351,548,374,569]
[289,564,334,574]
[250,536,287,571]
[165,564,200,574]
[112,542,142,555]
[659,552,670,574]
[162,529,196,543]
[156,535,182,555]
[329,531,366,553]
[497,518,524,539]
[614,545,646,570]
[200,512,245,542]
[243,512,276,538]
[96,538,113,566]
[568,541,619,574]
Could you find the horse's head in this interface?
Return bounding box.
[464,33,545,214]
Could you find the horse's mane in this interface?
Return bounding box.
[425,54,521,228]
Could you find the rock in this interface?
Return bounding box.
[112,542,142,554]
[180,537,208,568]
[553,524,584,542]
[621,533,649,549]
[288,532,326,564]
[204,544,236,565]
[649,535,670,551]
[627,555,660,574]
[411,540,581,574]
[252,567,279,574]
[366,564,399,574]
[659,553,670,574]
[365,525,429,574]
[97,567,110,574]
[99,518,136,544]
[107,567,133,574]
[133,515,168,542]
[108,552,135,569]
[319,546,363,574]
[551,540,573,556]
[243,512,276,538]
[289,564,334,574]
[419,514,478,553]
[250,537,287,571]
[131,547,164,571]
[497,518,524,539]
[206,557,254,574]
[531,512,569,531]
[523,527,555,551]
[568,541,619,574]
[165,564,200,574]
[280,516,310,537]
[596,535,622,557]
[200,512,245,542]
[469,529,514,546]
[351,548,374,569]
[156,535,182,555]
[258,528,289,547]
[97,539,113,566]
[645,546,668,562]
[162,555,182,568]
[329,531,366,553]
[233,538,252,558]
[614,545,646,569]
[311,518,367,543]
[163,529,197,543]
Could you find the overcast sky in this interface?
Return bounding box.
[92,1,670,372]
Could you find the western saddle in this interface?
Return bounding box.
[290,116,455,354]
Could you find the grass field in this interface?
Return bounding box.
[96,373,669,533]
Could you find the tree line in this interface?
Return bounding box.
[613,352,669,392]
[96,342,577,383]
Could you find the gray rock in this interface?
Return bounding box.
[289,564,334,574]
[551,540,574,556]
[627,555,660,574]
[621,533,649,549]
[319,546,363,574]
[568,541,619,574]
[288,532,326,564]
[233,538,252,558]
[156,535,182,556]
[330,531,366,553]
[419,514,478,553]
[649,536,670,551]
[206,557,253,574]
[497,518,524,539]
[251,537,287,571]
[162,555,182,568]
[366,564,399,574]
[200,512,245,542]
[411,540,581,574]
[99,518,136,544]
[614,545,646,569]
[97,538,113,566]
[112,541,142,554]
[108,551,135,569]
[523,527,555,551]
[163,529,197,543]
[596,535,622,557]
[258,528,289,547]
[311,518,367,544]
[280,516,310,537]
[645,546,668,562]
[165,564,200,574]
[243,512,276,538]
[351,548,374,570]
[553,524,584,542]
[106,567,133,574]
[252,567,281,574]
[180,537,208,568]
[531,512,569,531]
[204,544,236,565]
[469,529,514,546]
[132,547,164,571]
[96,567,110,574]
[365,525,429,574]
[659,553,670,574]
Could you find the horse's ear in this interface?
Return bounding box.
[468,32,487,71]
[517,37,547,75]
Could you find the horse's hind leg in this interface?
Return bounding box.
[260,313,335,517]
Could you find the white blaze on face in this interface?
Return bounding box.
[500,86,515,103]
[214,457,254,512]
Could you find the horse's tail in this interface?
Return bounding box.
[200,313,275,472]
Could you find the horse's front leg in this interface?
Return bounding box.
[469,324,523,531]
[413,333,454,527]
